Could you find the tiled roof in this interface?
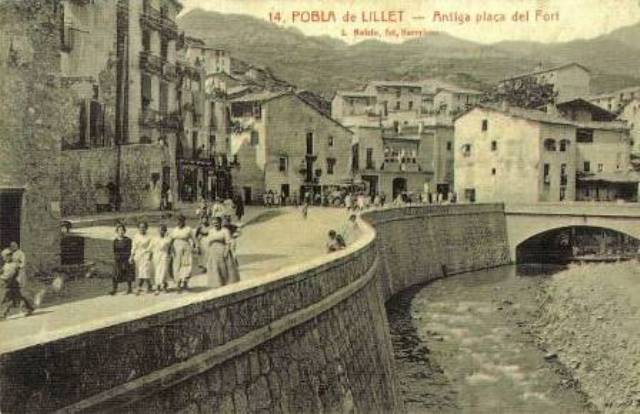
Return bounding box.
[501,63,591,82]
[230,90,290,103]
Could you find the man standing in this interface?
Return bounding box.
[1,249,35,319]
[9,242,26,288]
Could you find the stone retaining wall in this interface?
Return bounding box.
[0,204,509,413]
[363,203,510,300]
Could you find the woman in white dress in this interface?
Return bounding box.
[171,215,196,291]
[204,217,232,288]
[132,222,153,294]
[152,224,172,294]
[194,215,211,273]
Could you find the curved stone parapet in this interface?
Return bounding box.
[0,204,510,413]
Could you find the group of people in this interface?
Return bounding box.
[111,213,241,295]
[196,196,245,223]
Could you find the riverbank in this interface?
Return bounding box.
[535,261,640,413]
[387,265,595,413]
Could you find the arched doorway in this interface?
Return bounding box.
[392,177,407,200]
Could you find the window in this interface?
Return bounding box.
[396,89,401,98]
[191,131,198,159]
[491,168,496,175]
[559,139,569,152]
[481,119,488,131]
[328,135,334,147]
[576,128,594,143]
[141,73,152,109]
[326,158,336,175]
[278,156,288,172]
[306,132,313,154]
[160,37,168,61]
[544,138,557,151]
[395,101,401,110]
[560,163,568,186]
[408,101,413,110]
[250,130,259,146]
[464,188,476,203]
[462,144,472,157]
[142,31,151,52]
[543,163,550,184]
[491,140,497,151]
[446,141,452,151]
[159,81,168,115]
[583,161,591,172]
[598,163,604,172]
[366,148,374,169]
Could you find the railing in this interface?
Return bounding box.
[139,108,181,131]
[140,4,179,39]
[139,52,178,81]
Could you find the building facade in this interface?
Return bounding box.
[455,104,634,204]
[499,63,591,103]
[590,86,640,114]
[59,0,184,216]
[229,92,353,203]
[454,106,577,204]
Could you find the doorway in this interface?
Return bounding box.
[243,186,252,205]
[392,177,407,200]
[0,190,22,249]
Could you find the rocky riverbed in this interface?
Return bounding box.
[387,265,596,413]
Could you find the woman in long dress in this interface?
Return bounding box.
[222,216,241,284]
[171,215,195,291]
[194,215,211,273]
[152,224,172,294]
[204,217,232,288]
[111,223,134,295]
[132,222,153,294]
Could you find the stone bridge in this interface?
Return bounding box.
[505,203,640,261]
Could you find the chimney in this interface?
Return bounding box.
[546,103,560,117]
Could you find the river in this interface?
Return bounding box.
[387,265,596,413]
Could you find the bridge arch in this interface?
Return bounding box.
[505,210,640,262]
[515,225,640,263]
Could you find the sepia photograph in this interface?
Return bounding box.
[1,0,640,412]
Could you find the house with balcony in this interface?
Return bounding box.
[228,91,353,204]
[55,0,183,216]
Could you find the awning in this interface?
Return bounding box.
[578,171,640,184]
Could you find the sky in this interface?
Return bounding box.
[179,0,640,44]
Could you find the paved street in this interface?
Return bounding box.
[0,207,353,354]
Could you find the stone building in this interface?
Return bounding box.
[433,87,482,116]
[454,105,578,204]
[455,103,634,203]
[499,63,591,103]
[589,86,640,114]
[0,0,78,271]
[351,123,454,200]
[229,91,353,203]
[619,99,640,155]
[59,0,184,216]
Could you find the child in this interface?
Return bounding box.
[0,249,35,319]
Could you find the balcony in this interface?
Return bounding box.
[140,5,179,39]
[139,108,181,131]
[139,52,178,81]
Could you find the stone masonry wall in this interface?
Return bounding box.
[60,144,171,216]
[0,204,509,413]
[363,203,511,300]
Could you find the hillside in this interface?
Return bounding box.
[177,9,640,97]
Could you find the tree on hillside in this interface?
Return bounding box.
[480,76,557,109]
